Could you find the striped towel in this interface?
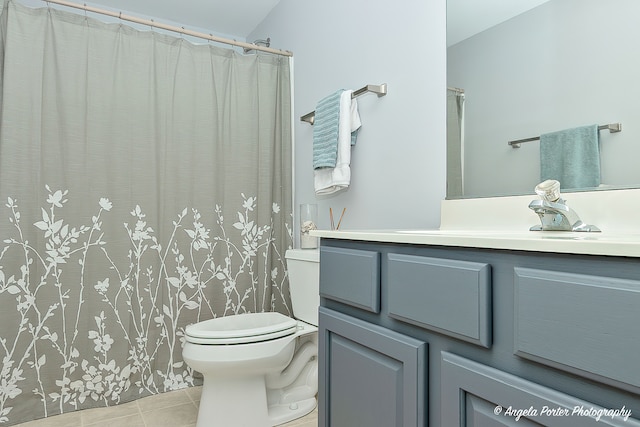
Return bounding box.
[312,90,343,169]
[314,90,361,195]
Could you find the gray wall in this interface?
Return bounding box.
[448,0,640,198]
[250,0,447,241]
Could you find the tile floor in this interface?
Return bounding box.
[14,386,318,427]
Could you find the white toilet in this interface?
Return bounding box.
[182,248,320,427]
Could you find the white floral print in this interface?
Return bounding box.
[0,187,292,424]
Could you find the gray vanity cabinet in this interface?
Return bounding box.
[318,239,640,427]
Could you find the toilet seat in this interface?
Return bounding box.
[185,312,298,345]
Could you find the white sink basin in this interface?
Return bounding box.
[395,228,638,242]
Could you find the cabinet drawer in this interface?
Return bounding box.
[514,267,640,393]
[441,352,640,426]
[387,253,491,347]
[320,246,380,313]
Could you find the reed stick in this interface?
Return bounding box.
[330,208,335,230]
[336,208,346,230]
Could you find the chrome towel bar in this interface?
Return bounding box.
[508,123,622,148]
[300,83,387,125]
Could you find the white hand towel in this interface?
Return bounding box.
[314,90,361,195]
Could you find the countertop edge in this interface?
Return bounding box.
[310,229,640,258]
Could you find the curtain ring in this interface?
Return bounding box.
[150,18,154,32]
[82,3,90,27]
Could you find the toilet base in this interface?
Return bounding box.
[196,375,269,427]
[194,376,316,427]
[268,397,317,426]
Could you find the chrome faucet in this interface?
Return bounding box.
[529,180,600,232]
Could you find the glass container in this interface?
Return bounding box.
[299,203,318,249]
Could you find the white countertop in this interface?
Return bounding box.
[311,228,640,258]
[310,188,640,258]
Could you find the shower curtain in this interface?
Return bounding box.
[447,88,465,198]
[0,1,292,425]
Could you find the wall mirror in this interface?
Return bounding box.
[446,0,640,199]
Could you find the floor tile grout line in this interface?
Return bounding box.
[83,409,145,427]
[185,389,197,405]
[141,405,149,427]
[82,410,134,427]
[135,399,148,427]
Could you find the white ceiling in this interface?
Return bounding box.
[447,0,551,46]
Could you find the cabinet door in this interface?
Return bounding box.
[441,352,640,427]
[318,307,427,427]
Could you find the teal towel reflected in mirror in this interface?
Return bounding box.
[540,124,600,190]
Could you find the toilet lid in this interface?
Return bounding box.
[185,312,298,345]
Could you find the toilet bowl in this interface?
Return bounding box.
[182,249,319,427]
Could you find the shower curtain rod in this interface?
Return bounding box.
[447,86,465,94]
[42,0,293,57]
[508,123,622,148]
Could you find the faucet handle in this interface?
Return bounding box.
[534,179,561,202]
[529,180,601,232]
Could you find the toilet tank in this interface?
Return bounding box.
[285,249,319,326]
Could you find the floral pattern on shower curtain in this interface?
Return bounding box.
[0,1,292,425]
